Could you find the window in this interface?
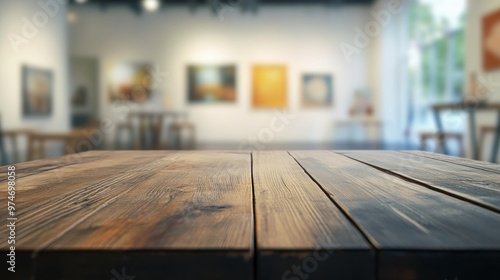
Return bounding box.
[406,0,466,137]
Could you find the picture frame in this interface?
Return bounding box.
[22,65,53,117]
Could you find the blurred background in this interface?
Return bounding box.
[0,0,499,164]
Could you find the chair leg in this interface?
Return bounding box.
[27,137,35,161]
[478,128,486,161]
[420,136,427,151]
[433,135,441,154]
[458,137,465,158]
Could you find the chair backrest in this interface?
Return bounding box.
[0,114,8,165]
[27,132,86,161]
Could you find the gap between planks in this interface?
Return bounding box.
[250,152,258,280]
[398,150,500,175]
[336,151,500,216]
[285,151,380,278]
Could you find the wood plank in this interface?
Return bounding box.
[253,151,373,280]
[290,151,500,279]
[400,150,500,174]
[0,151,171,250]
[339,150,500,213]
[0,150,111,182]
[35,151,253,279]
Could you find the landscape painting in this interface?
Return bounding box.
[188,65,236,103]
[107,62,152,102]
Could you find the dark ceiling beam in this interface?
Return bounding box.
[99,0,108,11]
[129,0,142,15]
[242,0,258,14]
[188,0,198,13]
[328,0,344,8]
[69,0,374,13]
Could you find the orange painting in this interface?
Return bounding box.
[483,8,500,71]
[252,65,287,108]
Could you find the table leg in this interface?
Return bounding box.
[490,112,500,163]
[433,109,449,155]
[469,110,479,160]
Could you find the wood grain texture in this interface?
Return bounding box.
[291,151,500,249]
[2,150,500,280]
[400,150,500,174]
[339,150,500,213]
[0,150,111,182]
[34,151,254,279]
[0,151,170,250]
[290,151,500,279]
[47,151,253,250]
[253,151,373,280]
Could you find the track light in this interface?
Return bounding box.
[142,0,160,12]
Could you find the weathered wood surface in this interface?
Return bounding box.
[0,150,111,183]
[1,151,253,280]
[252,151,373,279]
[1,150,500,280]
[0,151,170,250]
[401,150,500,174]
[291,151,500,279]
[339,150,500,213]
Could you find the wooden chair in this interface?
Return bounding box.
[420,132,464,157]
[27,132,87,161]
[479,126,496,161]
[126,111,192,150]
[0,115,7,165]
[2,130,33,163]
[114,122,135,150]
[169,122,196,150]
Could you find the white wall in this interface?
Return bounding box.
[368,0,408,145]
[465,0,500,160]
[69,5,372,144]
[0,0,69,132]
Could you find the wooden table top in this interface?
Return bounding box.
[432,102,500,111]
[1,151,500,280]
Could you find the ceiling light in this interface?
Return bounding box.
[142,0,160,12]
[75,0,87,4]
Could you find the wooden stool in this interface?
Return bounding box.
[420,132,464,157]
[169,122,196,150]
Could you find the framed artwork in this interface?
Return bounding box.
[301,73,333,108]
[252,65,287,108]
[107,62,152,102]
[22,65,53,117]
[188,65,236,103]
[483,8,500,71]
